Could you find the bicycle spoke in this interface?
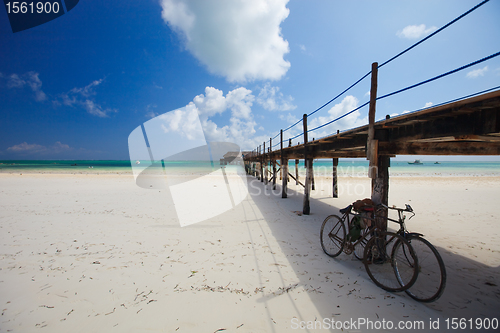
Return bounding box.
[320,215,345,257]
[404,236,446,302]
[354,228,371,260]
[364,232,418,292]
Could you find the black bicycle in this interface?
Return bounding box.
[380,203,447,303]
[320,205,419,293]
[320,202,446,302]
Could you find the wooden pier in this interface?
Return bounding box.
[243,68,500,219]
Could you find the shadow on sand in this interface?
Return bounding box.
[242,175,500,325]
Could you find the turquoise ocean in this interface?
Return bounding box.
[2,159,500,177]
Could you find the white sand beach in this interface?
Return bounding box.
[1,172,499,332]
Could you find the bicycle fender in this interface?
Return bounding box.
[407,232,424,238]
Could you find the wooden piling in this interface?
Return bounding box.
[295,159,299,185]
[372,155,390,231]
[262,142,266,183]
[260,145,263,182]
[368,62,379,179]
[302,114,311,215]
[271,138,277,190]
[280,130,288,198]
[332,158,339,198]
[366,61,388,231]
[311,161,315,191]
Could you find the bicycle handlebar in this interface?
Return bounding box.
[380,203,413,213]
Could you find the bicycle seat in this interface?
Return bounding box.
[339,205,352,214]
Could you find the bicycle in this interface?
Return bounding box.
[320,202,446,302]
[380,203,447,303]
[320,204,419,293]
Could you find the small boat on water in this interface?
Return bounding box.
[135,161,140,164]
[408,159,423,165]
[434,162,440,164]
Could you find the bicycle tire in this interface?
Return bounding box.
[354,227,372,260]
[320,215,346,257]
[364,231,418,292]
[401,235,447,302]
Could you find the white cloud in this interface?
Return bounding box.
[158,103,205,141]
[57,79,117,118]
[226,87,254,119]
[83,100,112,118]
[257,83,296,111]
[307,96,367,138]
[193,86,255,120]
[197,87,258,147]
[279,112,299,124]
[156,86,295,150]
[164,86,272,150]
[193,86,227,117]
[70,79,103,98]
[7,141,72,155]
[466,66,488,79]
[424,102,433,108]
[397,24,437,39]
[160,0,291,82]
[4,71,47,101]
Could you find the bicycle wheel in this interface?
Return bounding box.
[354,227,372,260]
[364,231,418,292]
[320,215,346,257]
[402,235,447,302]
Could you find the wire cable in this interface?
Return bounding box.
[377,51,500,101]
[290,132,304,141]
[396,85,500,116]
[378,0,490,69]
[307,101,370,134]
[282,118,302,133]
[307,71,372,117]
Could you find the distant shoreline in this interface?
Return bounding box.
[1,160,500,177]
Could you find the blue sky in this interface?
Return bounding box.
[1,0,499,160]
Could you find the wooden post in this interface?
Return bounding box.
[311,161,315,191]
[304,160,312,215]
[332,158,339,198]
[366,61,389,232]
[368,62,379,179]
[263,141,267,184]
[260,144,264,182]
[280,130,288,198]
[255,148,258,177]
[372,156,390,231]
[280,130,283,181]
[303,114,311,215]
[295,159,299,185]
[256,146,259,179]
[271,138,277,190]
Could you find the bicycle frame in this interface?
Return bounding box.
[341,204,416,253]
